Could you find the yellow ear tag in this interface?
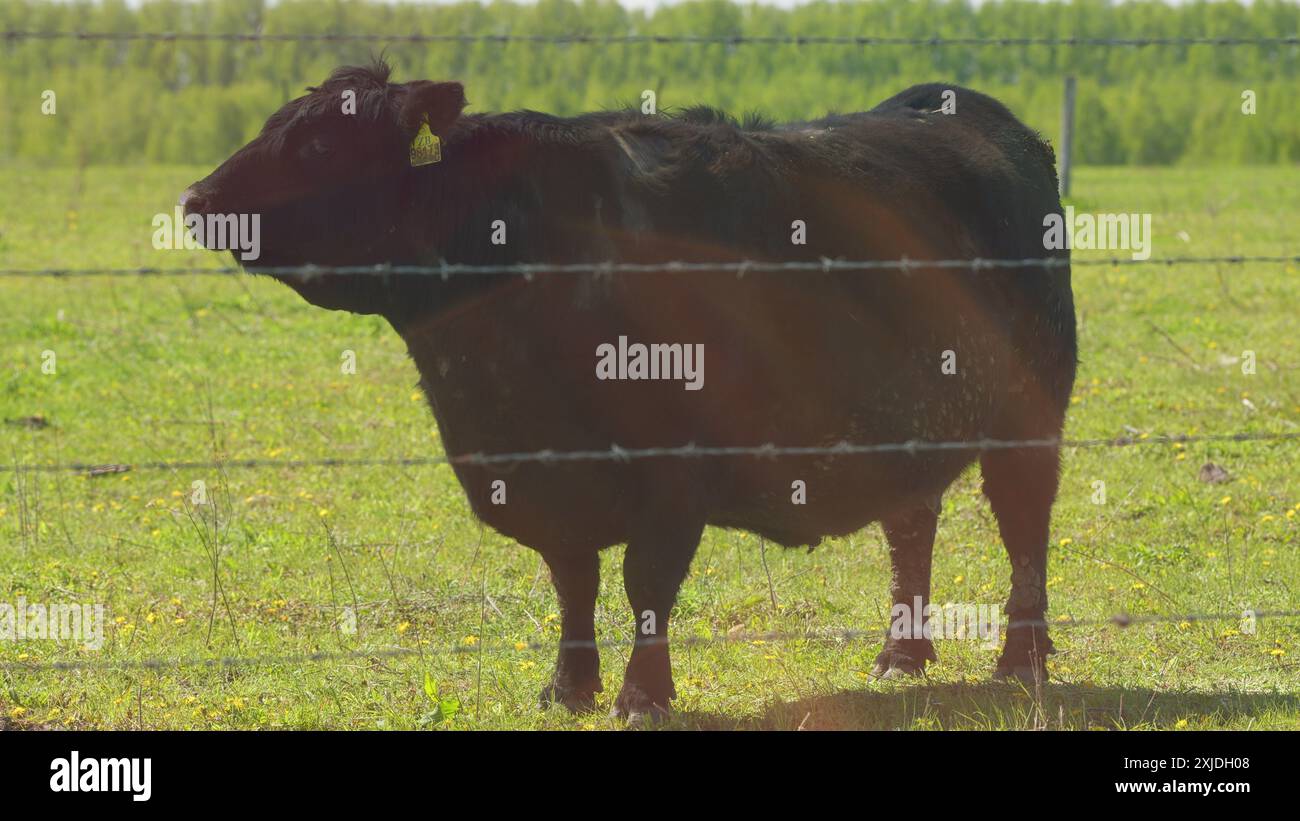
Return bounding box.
[409,119,442,167]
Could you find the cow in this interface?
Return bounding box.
[181,60,1077,723]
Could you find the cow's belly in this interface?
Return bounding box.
[400,272,1012,551]
[708,449,975,546]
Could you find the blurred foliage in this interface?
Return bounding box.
[2,0,1299,166]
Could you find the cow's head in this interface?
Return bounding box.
[180,60,467,315]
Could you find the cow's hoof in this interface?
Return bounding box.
[870,640,935,680]
[992,663,1049,685]
[539,678,602,713]
[871,654,928,680]
[877,663,924,681]
[611,684,671,727]
[994,625,1053,685]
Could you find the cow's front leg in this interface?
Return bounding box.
[539,550,602,712]
[613,516,704,724]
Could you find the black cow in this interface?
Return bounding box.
[182,61,1077,722]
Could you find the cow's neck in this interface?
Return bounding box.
[384,116,595,329]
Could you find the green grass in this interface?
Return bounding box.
[0,163,1298,730]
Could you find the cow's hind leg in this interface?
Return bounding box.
[539,551,603,712]
[981,443,1060,684]
[872,498,940,679]
[612,513,704,724]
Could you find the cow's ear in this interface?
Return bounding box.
[399,81,467,134]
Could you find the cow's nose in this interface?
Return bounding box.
[178,188,208,216]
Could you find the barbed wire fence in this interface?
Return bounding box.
[3,29,1299,690]
[6,430,1300,476]
[4,32,1299,47]
[6,388,1299,674]
[4,609,1298,674]
[2,254,1298,279]
[6,257,1300,676]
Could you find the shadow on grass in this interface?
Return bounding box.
[671,682,1300,730]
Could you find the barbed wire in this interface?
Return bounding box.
[4,31,1299,47]
[2,254,1297,280]
[10,431,1300,477]
[2,609,1295,674]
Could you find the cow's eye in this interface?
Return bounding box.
[299,136,333,161]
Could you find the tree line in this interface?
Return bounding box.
[2,0,1299,166]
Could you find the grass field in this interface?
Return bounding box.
[1,163,1298,730]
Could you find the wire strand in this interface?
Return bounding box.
[11,431,1300,476]
[3,609,1295,673]
[2,255,1297,279]
[4,31,1299,47]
